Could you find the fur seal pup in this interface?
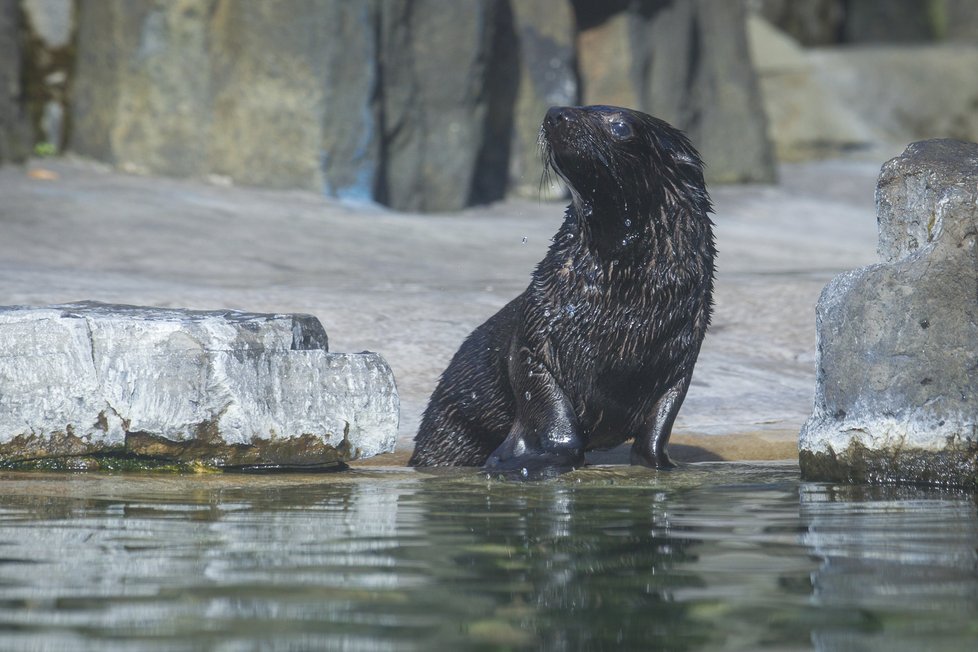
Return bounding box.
[409,105,715,477]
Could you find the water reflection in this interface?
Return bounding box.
[0,466,976,650]
[394,475,708,650]
[800,484,978,652]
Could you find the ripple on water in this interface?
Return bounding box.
[0,464,975,650]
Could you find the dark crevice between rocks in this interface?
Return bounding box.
[467,0,519,207]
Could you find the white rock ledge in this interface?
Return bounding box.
[0,302,398,468]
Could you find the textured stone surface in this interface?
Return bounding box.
[0,0,30,164]
[209,0,367,192]
[508,0,576,200]
[636,0,776,184]
[576,0,776,184]
[811,46,978,148]
[72,1,371,191]
[576,10,637,111]
[800,140,978,487]
[69,0,514,211]
[748,15,874,161]
[0,302,398,468]
[376,0,509,212]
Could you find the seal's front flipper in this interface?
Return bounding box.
[483,350,584,480]
[483,420,583,480]
[630,373,692,469]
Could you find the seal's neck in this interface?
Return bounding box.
[570,193,658,261]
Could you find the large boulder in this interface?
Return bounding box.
[210,0,376,195]
[800,140,978,487]
[72,0,368,191]
[0,0,30,164]
[576,0,776,184]
[0,302,399,470]
[375,0,511,212]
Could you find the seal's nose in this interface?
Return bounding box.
[545,106,573,127]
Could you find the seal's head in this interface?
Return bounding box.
[540,105,707,215]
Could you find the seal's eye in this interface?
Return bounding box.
[609,119,632,139]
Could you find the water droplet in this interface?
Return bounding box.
[471,392,477,400]
[543,309,551,317]
[521,236,528,244]
[621,238,628,246]
[624,219,632,227]
[520,467,530,479]
[567,232,574,239]
[524,391,532,400]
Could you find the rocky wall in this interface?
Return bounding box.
[0,0,30,164]
[62,0,774,209]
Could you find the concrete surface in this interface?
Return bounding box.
[0,156,882,464]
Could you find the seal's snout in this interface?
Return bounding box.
[545,106,573,127]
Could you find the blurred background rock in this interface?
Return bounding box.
[1,0,976,212]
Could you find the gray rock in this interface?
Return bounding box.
[68,0,512,211]
[508,0,576,200]
[810,46,978,149]
[0,0,30,164]
[209,1,376,193]
[638,0,776,184]
[576,9,637,109]
[800,139,978,487]
[0,302,399,469]
[843,0,939,43]
[375,0,508,212]
[318,0,380,202]
[758,0,978,45]
[72,1,374,192]
[576,0,776,184]
[72,0,215,176]
[748,15,875,161]
[944,0,978,43]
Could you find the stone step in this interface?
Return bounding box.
[0,302,398,470]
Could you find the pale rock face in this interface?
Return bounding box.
[0,302,398,468]
[800,139,978,487]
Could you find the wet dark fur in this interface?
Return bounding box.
[409,106,715,476]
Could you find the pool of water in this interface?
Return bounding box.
[0,463,975,651]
